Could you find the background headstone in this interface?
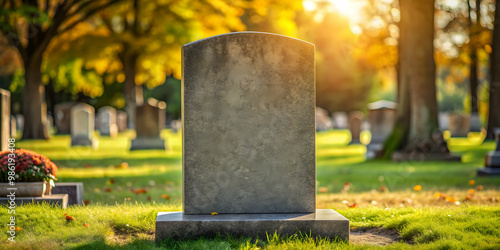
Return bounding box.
[70,103,97,148]
[170,120,181,133]
[116,111,128,132]
[55,102,77,134]
[367,100,397,144]
[316,107,333,131]
[130,101,165,150]
[448,113,470,137]
[332,112,348,129]
[0,89,10,151]
[349,111,364,144]
[182,32,316,214]
[15,114,24,136]
[97,106,118,137]
[10,115,16,138]
[438,112,450,131]
[477,128,500,176]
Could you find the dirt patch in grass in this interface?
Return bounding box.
[108,231,154,246]
[350,227,402,246]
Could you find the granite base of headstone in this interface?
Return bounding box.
[0,194,68,208]
[477,129,500,176]
[51,182,84,206]
[155,32,348,241]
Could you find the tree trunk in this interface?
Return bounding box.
[487,0,500,139]
[397,0,449,155]
[22,52,49,140]
[120,46,142,129]
[468,0,480,114]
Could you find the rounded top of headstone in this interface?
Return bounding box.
[183,32,314,49]
[146,98,167,110]
[368,100,397,110]
[0,88,10,96]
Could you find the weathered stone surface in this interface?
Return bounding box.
[55,102,77,134]
[0,194,68,208]
[130,102,165,150]
[349,111,364,144]
[182,32,315,214]
[0,89,10,152]
[51,182,84,206]
[97,106,118,137]
[155,209,349,241]
[70,103,97,148]
[438,112,449,131]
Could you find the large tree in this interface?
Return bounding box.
[0,0,119,139]
[383,0,452,159]
[487,0,500,138]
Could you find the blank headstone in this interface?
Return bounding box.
[10,115,16,138]
[349,111,364,144]
[316,107,333,131]
[156,32,348,241]
[70,103,97,148]
[367,100,397,144]
[130,101,165,150]
[0,89,10,151]
[97,106,117,137]
[55,102,77,134]
[438,112,449,131]
[332,112,348,129]
[117,111,128,132]
[449,113,469,137]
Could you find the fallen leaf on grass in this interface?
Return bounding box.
[469,180,476,186]
[468,189,475,195]
[161,194,171,200]
[83,200,90,205]
[476,185,484,191]
[84,223,89,227]
[15,227,22,231]
[413,185,422,191]
[347,203,357,209]
[107,179,115,185]
[446,197,457,203]
[103,187,113,193]
[84,164,92,168]
[66,216,75,221]
[211,212,218,215]
[131,188,147,194]
[379,185,388,192]
[115,162,128,169]
[319,187,328,193]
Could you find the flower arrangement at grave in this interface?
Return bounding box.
[0,149,58,183]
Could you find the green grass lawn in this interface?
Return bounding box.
[2,129,499,249]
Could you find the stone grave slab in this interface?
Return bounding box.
[477,128,500,176]
[155,32,348,241]
[97,106,118,137]
[348,111,364,144]
[0,194,68,208]
[130,101,165,150]
[55,102,77,134]
[51,182,84,206]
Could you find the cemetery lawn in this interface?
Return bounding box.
[2,130,499,248]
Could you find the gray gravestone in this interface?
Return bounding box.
[0,89,10,151]
[70,103,97,148]
[332,112,348,129]
[130,102,165,150]
[349,111,364,144]
[438,112,449,131]
[449,113,470,137]
[51,182,84,206]
[10,115,16,138]
[117,111,128,132]
[477,128,500,176]
[367,100,397,144]
[97,106,117,137]
[156,32,348,241]
[316,107,333,131]
[15,114,24,136]
[55,102,77,134]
